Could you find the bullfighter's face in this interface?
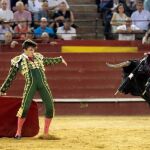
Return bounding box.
[24,46,36,58]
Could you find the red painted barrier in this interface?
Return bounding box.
[0,40,149,52]
[0,52,143,98]
[38,101,150,116]
[0,40,150,115]
[0,52,144,98]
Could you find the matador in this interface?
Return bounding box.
[0,39,67,139]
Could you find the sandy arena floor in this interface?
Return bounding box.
[1,116,150,150]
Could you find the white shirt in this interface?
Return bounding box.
[117,24,140,41]
[28,0,42,13]
[57,26,76,40]
[0,25,10,40]
[47,0,69,9]
[0,9,13,21]
[131,10,150,30]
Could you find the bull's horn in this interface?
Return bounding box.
[114,90,119,95]
[106,61,131,68]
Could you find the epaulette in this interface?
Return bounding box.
[34,53,44,60]
[11,55,22,67]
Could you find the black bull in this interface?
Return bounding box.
[114,55,150,104]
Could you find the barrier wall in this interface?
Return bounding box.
[0,52,143,98]
[0,40,149,115]
[0,40,150,52]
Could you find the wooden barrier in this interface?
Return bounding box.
[0,40,149,115]
[0,40,149,52]
[0,52,144,98]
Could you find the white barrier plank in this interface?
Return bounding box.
[34,98,145,103]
